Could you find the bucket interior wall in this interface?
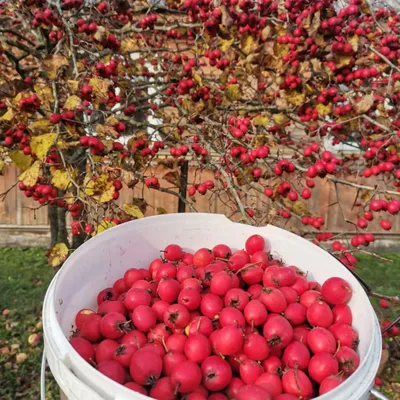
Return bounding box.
[53,214,375,362]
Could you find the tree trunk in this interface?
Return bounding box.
[178,160,189,213]
[48,192,69,248]
[57,206,69,246]
[48,203,59,247]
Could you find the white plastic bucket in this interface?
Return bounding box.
[43,213,382,400]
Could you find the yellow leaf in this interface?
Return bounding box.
[293,201,309,216]
[64,95,82,110]
[309,11,321,36]
[273,113,289,126]
[354,94,374,113]
[67,80,80,93]
[299,61,313,81]
[65,125,80,137]
[121,37,138,53]
[28,118,52,134]
[31,133,57,160]
[51,169,71,190]
[316,103,332,116]
[96,124,119,138]
[336,55,352,69]
[261,26,271,41]
[13,93,22,104]
[305,84,314,95]
[9,150,33,171]
[122,204,144,219]
[18,160,41,186]
[47,243,69,268]
[105,116,119,126]
[360,0,371,15]
[77,61,86,72]
[0,160,5,175]
[361,190,374,202]
[194,100,205,114]
[349,35,359,52]
[182,99,194,113]
[253,115,270,127]
[314,34,327,47]
[96,219,116,235]
[193,73,203,86]
[220,38,234,53]
[276,43,289,57]
[284,90,306,106]
[0,108,15,121]
[276,97,289,110]
[93,26,107,42]
[121,169,139,188]
[84,174,114,203]
[89,78,111,101]
[157,207,167,215]
[34,85,54,106]
[225,85,241,101]
[241,35,258,55]
[63,191,76,205]
[282,198,292,209]
[310,58,322,73]
[42,54,69,80]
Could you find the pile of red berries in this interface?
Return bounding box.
[69,235,360,399]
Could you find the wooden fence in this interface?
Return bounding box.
[1,164,400,237]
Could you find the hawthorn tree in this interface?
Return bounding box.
[0,0,399,288]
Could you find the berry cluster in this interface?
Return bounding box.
[32,8,61,28]
[95,59,120,78]
[18,181,57,204]
[69,235,360,399]
[3,125,31,154]
[18,94,40,112]
[170,145,189,158]
[188,180,214,196]
[139,14,158,30]
[79,136,105,155]
[145,176,160,189]
[49,110,75,124]
[61,0,83,10]
[77,19,98,34]
[280,75,302,90]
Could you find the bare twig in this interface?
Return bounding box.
[381,315,400,334]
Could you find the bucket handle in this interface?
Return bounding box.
[41,349,103,400]
[370,388,389,400]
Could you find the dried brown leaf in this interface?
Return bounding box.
[354,94,374,113]
[42,55,69,80]
[0,80,29,98]
[163,170,181,188]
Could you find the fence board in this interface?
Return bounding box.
[1,165,399,235]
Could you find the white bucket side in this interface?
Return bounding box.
[43,213,382,400]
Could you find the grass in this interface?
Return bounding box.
[356,253,400,399]
[0,248,398,399]
[0,248,59,400]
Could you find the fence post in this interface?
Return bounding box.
[178,160,189,213]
